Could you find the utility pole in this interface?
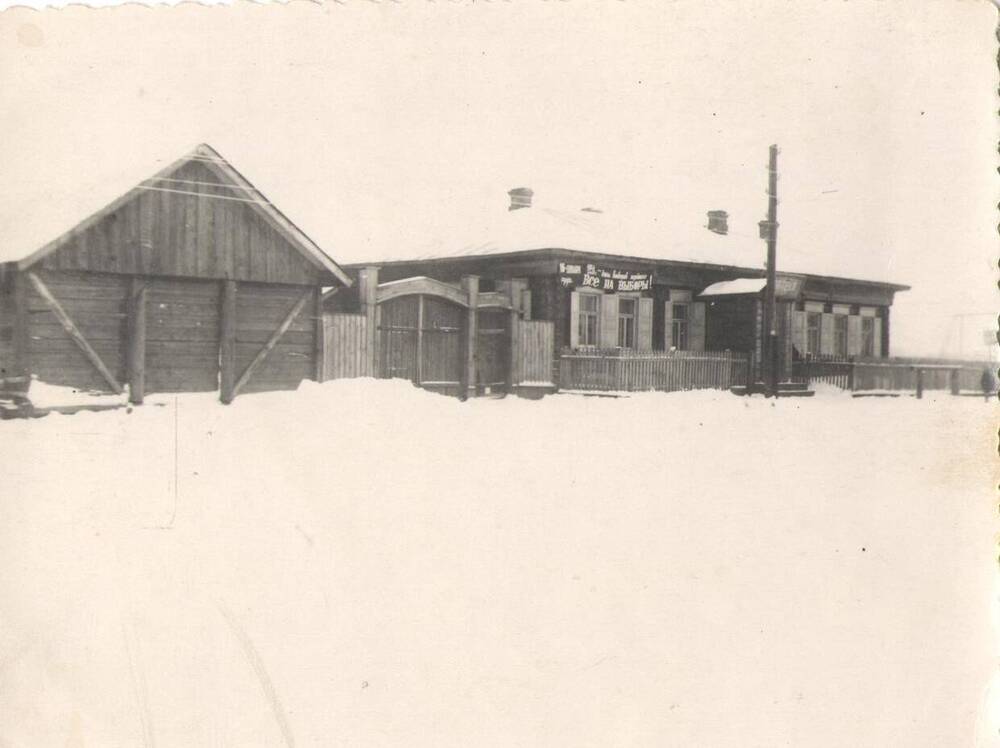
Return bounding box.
[761,145,780,395]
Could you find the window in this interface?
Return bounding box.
[806,312,821,356]
[578,293,600,347]
[618,297,636,348]
[861,317,875,357]
[834,315,848,357]
[671,303,689,350]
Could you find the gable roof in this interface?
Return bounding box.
[16,144,351,287]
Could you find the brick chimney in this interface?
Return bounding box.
[508,187,534,211]
[707,210,729,235]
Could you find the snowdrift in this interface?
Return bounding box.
[0,380,995,746]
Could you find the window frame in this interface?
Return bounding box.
[861,316,875,358]
[833,314,848,358]
[617,296,637,349]
[671,302,690,350]
[577,291,601,348]
[806,312,821,356]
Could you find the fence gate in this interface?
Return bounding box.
[477,309,510,392]
[377,294,464,395]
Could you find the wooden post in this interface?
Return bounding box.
[762,144,780,395]
[416,294,425,387]
[219,279,237,404]
[915,367,924,399]
[313,287,324,383]
[127,277,147,404]
[358,266,379,377]
[509,279,526,392]
[11,270,29,390]
[462,275,479,398]
[847,355,855,392]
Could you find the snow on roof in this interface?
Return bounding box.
[699,278,767,296]
[387,202,769,272]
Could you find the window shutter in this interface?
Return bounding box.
[600,293,619,349]
[873,319,883,359]
[690,302,706,351]
[664,301,673,349]
[569,291,580,349]
[637,297,653,350]
[847,316,862,356]
[791,311,807,356]
[820,313,835,356]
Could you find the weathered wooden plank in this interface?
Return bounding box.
[220,280,237,404]
[127,277,147,404]
[231,289,312,399]
[27,272,123,393]
[11,271,29,383]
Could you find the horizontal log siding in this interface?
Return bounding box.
[145,277,221,393]
[0,283,14,384]
[26,270,129,392]
[235,282,317,393]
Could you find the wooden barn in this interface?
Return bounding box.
[0,144,350,405]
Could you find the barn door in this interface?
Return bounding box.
[145,278,221,393]
[477,309,510,392]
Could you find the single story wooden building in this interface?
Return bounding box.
[0,144,350,404]
[329,192,908,385]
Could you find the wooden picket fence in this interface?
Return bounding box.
[322,313,372,380]
[791,354,994,394]
[559,348,749,393]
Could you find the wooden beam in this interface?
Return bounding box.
[11,270,30,387]
[26,271,123,394]
[127,277,147,404]
[416,294,425,386]
[219,279,238,404]
[313,286,324,383]
[461,275,479,398]
[231,288,311,399]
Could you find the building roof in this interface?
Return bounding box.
[373,194,908,291]
[10,144,351,286]
[699,278,768,296]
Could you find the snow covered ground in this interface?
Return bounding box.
[0,380,996,747]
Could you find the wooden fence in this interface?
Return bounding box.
[791,354,994,393]
[559,348,749,393]
[322,313,372,380]
[513,319,555,386]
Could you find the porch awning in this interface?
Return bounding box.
[699,278,767,297]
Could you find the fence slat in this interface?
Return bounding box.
[323,313,370,380]
[558,348,749,393]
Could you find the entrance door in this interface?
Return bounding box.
[477,309,510,393]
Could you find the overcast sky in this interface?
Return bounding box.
[0,0,995,357]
